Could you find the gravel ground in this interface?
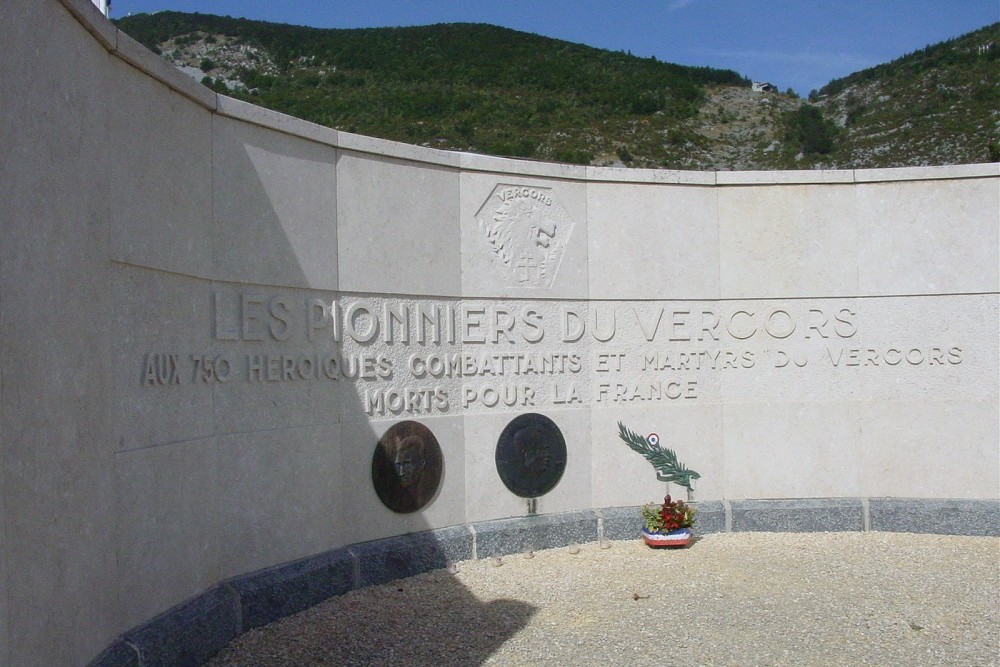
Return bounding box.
[207,532,999,667]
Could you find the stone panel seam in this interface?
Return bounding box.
[468,524,478,561]
[723,500,733,532]
[221,582,243,633]
[122,637,146,667]
[123,640,141,665]
[862,497,871,531]
[346,547,361,591]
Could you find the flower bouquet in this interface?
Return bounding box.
[640,494,696,548]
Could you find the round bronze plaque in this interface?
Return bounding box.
[372,421,443,514]
[495,413,567,498]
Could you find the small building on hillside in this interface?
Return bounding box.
[752,81,778,93]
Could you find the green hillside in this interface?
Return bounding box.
[814,23,1000,166]
[115,12,999,169]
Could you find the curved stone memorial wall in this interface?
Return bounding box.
[3,1,998,665]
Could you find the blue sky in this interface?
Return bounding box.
[109,1,999,95]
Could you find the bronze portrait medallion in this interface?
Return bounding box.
[495,413,567,498]
[372,421,443,513]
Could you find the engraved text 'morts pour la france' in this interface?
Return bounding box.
[495,413,567,498]
[372,421,443,513]
[475,184,574,289]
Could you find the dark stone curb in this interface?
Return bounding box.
[473,510,597,558]
[228,547,354,631]
[870,497,1000,536]
[731,497,864,533]
[349,525,474,588]
[121,585,240,667]
[88,498,999,667]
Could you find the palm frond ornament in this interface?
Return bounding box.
[617,422,700,490]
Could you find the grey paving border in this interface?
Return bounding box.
[731,497,865,533]
[349,525,475,588]
[473,510,597,558]
[120,585,240,667]
[869,497,1000,536]
[87,497,999,667]
[228,547,354,631]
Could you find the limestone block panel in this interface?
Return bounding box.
[455,298,593,417]
[337,152,460,295]
[110,265,215,450]
[859,400,1000,498]
[333,295,464,425]
[717,299,862,403]
[463,408,592,523]
[331,296,591,421]
[212,115,338,290]
[722,401,862,499]
[587,182,720,299]
[461,173,589,299]
[718,184,859,299]
[338,415,466,545]
[851,294,997,402]
[856,177,1000,295]
[113,439,221,630]
[217,423,344,580]
[588,301,724,406]
[109,56,214,277]
[209,285,343,435]
[1,1,118,663]
[590,402,724,507]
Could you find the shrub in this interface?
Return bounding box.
[553,149,593,164]
[783,104,839,155]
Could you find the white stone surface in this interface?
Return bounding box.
[338,130,462,167]
[722,401,863,499]
[586,166,715,185]
[109,56,215,277]
[459,151,588,179]
[337,152,461,295]
[587,182,720,299]
[3,4,998,665]
[858,399,1000,498]
[213,115,339,290]
[217,95,339,148]
[716,169,854,184]
[718,184,859,298]
[113,438,221,626]
[852,294,997,402]
[852,163,999,182]
[110,266,216,450]
[856,177,1000,295]
[217,423,345,579]
[1,1,117,664]
[463,409,592,523]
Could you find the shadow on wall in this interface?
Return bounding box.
[101,92,537,666]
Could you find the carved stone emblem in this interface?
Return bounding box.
[372,421,444,514]
[475,184,574,288]
[495,413,567,498]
